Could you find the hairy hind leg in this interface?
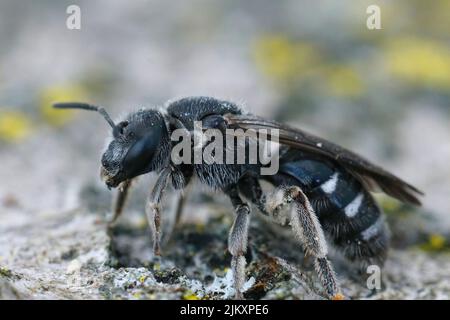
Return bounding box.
[225,185,250,299]
[239,177,343,300]
[288,187,343,299]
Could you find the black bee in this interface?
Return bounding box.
[54,96,423,300]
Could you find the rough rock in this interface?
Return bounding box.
[1,188,449,300]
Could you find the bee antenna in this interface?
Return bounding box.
[53,102,116,129]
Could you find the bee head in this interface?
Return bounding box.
[53,103,170,189]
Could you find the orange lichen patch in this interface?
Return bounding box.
[332,293,345,300]
[245,256,289,299]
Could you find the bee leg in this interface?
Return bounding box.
[241,179,343,299]
[108,179,133,227]
[145,167,171,256]
[174,184,190,227]
[239,176,293,223]
[226,186,251,300]
[288,186,344,300]
[162,168,192,244]
[161,189,188,245]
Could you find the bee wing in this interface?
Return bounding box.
[225,113,424,206]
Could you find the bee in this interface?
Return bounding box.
[54,96,423,300]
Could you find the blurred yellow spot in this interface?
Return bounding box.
[195,223,205,233]
[385,38,450,89]
[40,85,87,126]
[139,275,147,283]
[380,196,402,213]
[153,263,161,271]
[0,111,32,142]
[429,234,446,250]
[132,293,141,299]
[253,35,319,82]
[182,290,199,300]
[0,266,12,277]
[138,217,148,229]
[326,65,364,98]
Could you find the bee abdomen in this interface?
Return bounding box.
[280,158,369,220]
[319,189,389,268]
[280,157,389,267]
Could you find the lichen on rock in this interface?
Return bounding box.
[1,191,449,300]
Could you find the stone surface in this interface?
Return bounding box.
[1,193,449,300]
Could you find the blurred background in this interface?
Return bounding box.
[0,0,449,248]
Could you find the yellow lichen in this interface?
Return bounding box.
[153,263,161,271]
[385,37,450,90]
[0,266,12,277]
[325,65,365,98]
[420,234,448,252]
[0,111,32,142]
[182,290,200,300]
[195,223,205,233]
[132,292,142,299]
[429,234,446,250]
[253,35,319,83]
